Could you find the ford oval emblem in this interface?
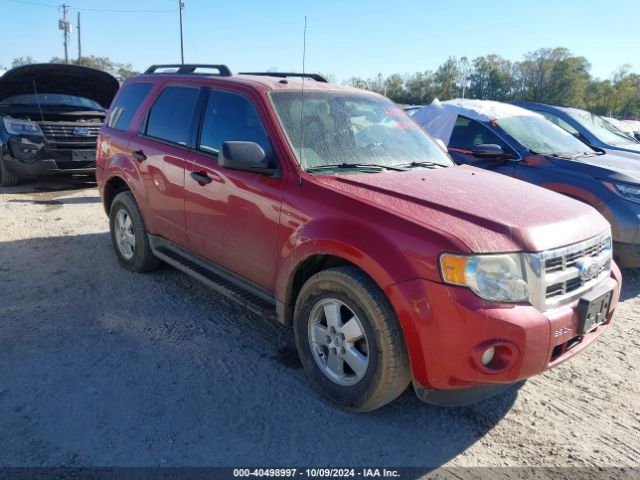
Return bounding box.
[576,258,599,281]
[73,127,90,136]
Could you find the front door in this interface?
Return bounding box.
[184,88,284,290]
[447,116,517,176]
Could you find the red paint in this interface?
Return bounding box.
[97,72,621,393]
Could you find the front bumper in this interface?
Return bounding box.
[600,197,640,268]
[2,135,96,179]
[614,241,640,269]
[385,263,621,403]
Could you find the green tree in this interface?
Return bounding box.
[11,56,36,67]
[433,57,460,100]
[50,55,138,82]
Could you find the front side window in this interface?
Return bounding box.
[145,85,200,145]
[107,83,152,131]
[269,91,453,171]
[449,116,515,154]
[199,90,274,161]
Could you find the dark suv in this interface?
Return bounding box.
[0,63,119,186]
[96,65,620,411]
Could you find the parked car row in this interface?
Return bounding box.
[413,99,640,269]
[0,63,628,412]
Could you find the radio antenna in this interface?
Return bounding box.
[298,15,307,171]
[32,80,45,122]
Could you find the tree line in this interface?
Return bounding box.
[9,55,138,83]
[345,48,640,117]
[6,47,640,117]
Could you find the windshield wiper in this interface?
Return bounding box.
[305,163,406,173]
[396,161,446,169]
[549,152,586,160]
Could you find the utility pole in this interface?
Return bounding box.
[58,4,71,64]
[77,12,81,62]
[179,0,185,64]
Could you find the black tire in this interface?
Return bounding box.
[109,191,161,273]
[0,159,19,187]
[293,266,411,412]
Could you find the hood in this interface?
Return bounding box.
[564,152,640,183]
[316,166,609,253]
[0,64,119,108]
[609,142,640,154]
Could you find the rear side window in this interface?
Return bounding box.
[199,90,274,160]
[107,83,152,131]
[145,86,200,146]
[449,116,515,154]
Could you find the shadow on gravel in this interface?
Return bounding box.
[0,233,518,471]
[0,177,96,195]
[9,196,101,206]
[620,268,640,301]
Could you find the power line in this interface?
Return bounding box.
[7,0,177,13]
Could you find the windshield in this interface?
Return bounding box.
[0,93,103,110]
[269,91,454,171]
[564,109,634,145]
[496,114,595,156]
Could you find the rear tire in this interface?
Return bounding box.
[109,191,161,273]
[293,266,411,412]
[0,159,19,187]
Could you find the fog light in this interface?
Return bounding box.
[481,347,495,366]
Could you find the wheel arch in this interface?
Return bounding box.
[103,175,131,215]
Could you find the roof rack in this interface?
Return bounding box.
[238,72,328,83]
[144,64,232,76]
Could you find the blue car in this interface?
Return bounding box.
[516,102,640,159]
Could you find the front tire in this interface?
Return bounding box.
[0,159,19,187]
[109,191,161,272]
[294,266,411,412]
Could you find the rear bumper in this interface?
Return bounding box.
[385,262,622,397]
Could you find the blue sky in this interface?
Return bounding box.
[1,0,638,81]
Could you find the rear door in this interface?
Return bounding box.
[131,84,201,246]
[184,87,284,290]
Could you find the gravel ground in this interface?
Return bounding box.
[0,179,639,473]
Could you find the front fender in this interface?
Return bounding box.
[276,216,442,304]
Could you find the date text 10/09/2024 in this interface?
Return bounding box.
[233,469,401,478]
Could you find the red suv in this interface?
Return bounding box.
[96,64,621,411]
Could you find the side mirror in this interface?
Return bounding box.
[219,141,277,176]
[471,143,506,158]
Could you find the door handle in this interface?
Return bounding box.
[190,171,212,185]
[132,150,147,162]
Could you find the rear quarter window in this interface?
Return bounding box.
[107,83,153,131]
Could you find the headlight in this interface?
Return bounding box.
[440,253,529,302]
[2,117,43,136]
[604,180,640,204]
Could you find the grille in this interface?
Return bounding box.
[526,231,612,311]
[38,122,101,144]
